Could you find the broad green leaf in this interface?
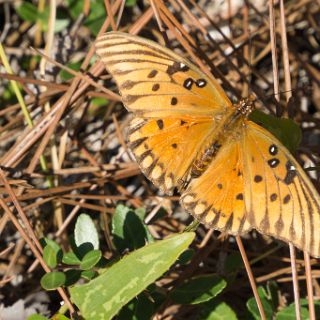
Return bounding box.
[170,274,226,305]
[200,301,238,320]
[75,213,99,250]
[62,252,81,265]
[247,287,274,320]
[70,232,195,320]
[16,3,38,22]
[112,205,153,252]
[27,315,49,320]
[41,271,66,290]
[80,249,102,270]
[43,245,58,268]
[250,110,302,154]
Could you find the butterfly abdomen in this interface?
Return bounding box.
[191,141,222,178]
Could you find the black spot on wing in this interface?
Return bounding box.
[148,70,158,78]
[270,193,278,202]
[236,193,244,200]
[171,97,178,105]
[167,61,189,75]
[195,79,207,88]
[283,194,291,204]
[284,160,297,185]
[254,175,263,183]
[120,80,135,90]
[152,84,160,91]
[269,144,278,155]
[268,158,280,168]
[183,78,193,90]
[156,119,164,130]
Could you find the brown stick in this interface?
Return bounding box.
[236,236,266,320]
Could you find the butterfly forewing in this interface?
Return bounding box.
[95,32,232,118]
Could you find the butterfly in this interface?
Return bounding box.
[95,32,320,257]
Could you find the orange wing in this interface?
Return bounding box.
[181,129,251,234]
[182,119,320,257]
[96,32,233,193]
[242,121,320,257]
[95,32,232,118]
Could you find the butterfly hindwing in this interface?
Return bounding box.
[243,121,320,257]
[181,134,251,234]
[128,116,215,194]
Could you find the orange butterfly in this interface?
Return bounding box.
[95,32,320,257]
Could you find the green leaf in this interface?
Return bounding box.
[112,205,153,252]
[275,299,320,320]
[16,3,38,22]
[125,0,137,7]
[178,248,195,265]
[80,249,102,270]
[52,314,71,320]
[41,271,66,290]
[42,238,63,267]
[66,0,84,19]
[118,293,155,320]
[27,315,49,320]
[42,238,62,253]
[247,286,274,320]
[170,274,227,305]
[70,232,195,320]
[62,252,81,265]
[224,252,243,274]
[250,110,302,154]
[64,269,82,286]
[43,245,58,268]
[199,301,238,320]
[84,2,105,36]
[81,270,98,280]
[75,213,99,250]
[91,97,109,107]
[59,61,82,81]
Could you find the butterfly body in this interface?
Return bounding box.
[96,32,320,257]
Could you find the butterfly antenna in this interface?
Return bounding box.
[243,0,253,100]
